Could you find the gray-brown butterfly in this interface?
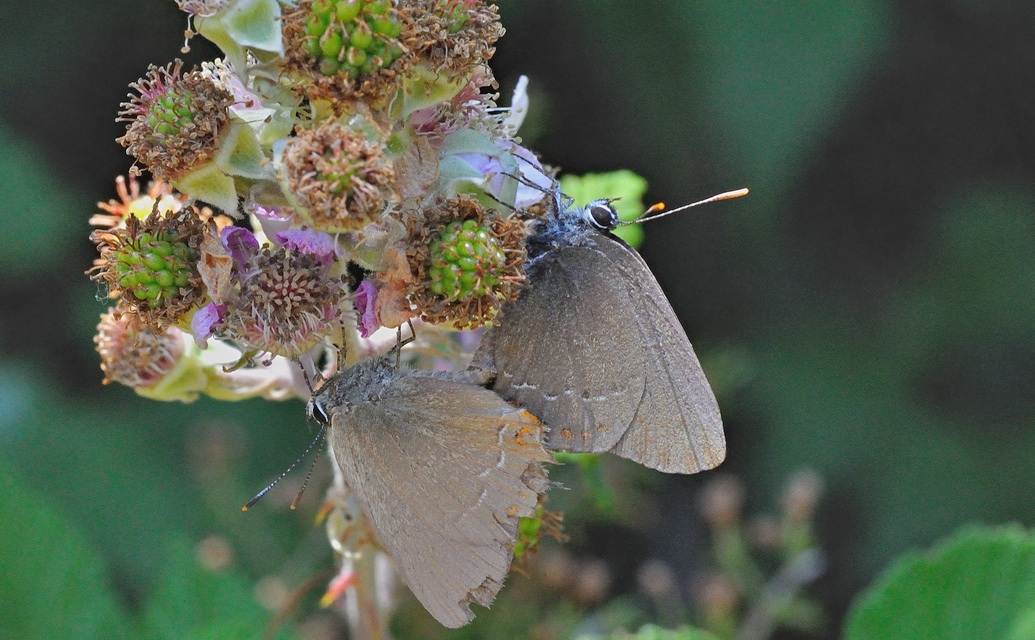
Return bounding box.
[306,352,552,628]
[473,187,746,474]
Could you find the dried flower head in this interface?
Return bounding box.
[95,307,186,387]
[781,469,823,524]
[280,121,396,232]
[175,0,229,15]
[217,229,347,359]
[89,204,210,329]
[401,0,504,76]
[700,474,745,531]
[281,0,409,106]
[118,60,235,181]
[406,196,526,328]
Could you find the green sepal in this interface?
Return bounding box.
[214,121,271,180]
[396,63,472,119]
[174,164,239,216]
[134,336,283,403]
[195,0,284,70]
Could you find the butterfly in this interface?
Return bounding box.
[473,187,746,474]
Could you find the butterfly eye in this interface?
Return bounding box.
[308,399,330,425]
[585,201,619,230]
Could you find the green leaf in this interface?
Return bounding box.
[844,525,1035,640]
[0,464,132,640]
[140,539,290,640]
[1007,608,1035,640]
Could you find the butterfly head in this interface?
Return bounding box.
[580,199,621,232]
[307,395,333,425]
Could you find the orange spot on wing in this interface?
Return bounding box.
[514,424,538,445]
[519,410,541,424]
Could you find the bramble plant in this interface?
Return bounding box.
[88,0,651,636]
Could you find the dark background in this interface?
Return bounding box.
[1,1,1033,638]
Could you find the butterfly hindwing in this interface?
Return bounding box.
[594,236,725,473]
[327,370,550,628]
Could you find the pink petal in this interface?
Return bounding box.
[275,228,339,262]
[220,226,259,270]
[191,302,226,348]
[354,281,380,339]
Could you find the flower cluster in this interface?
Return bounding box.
[91,0,552,402]
[88,5,575,631]
[87,3,679,636]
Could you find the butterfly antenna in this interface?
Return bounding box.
[502,169,553,195]
[242,423,327,511]
[620,188,749,226]
[510,152,560,189]
[392,320,417,369]
[499,169,572,215]
[482,189,520,214]
[289,435,325,510]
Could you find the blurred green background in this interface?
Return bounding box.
[0,1,1033,638]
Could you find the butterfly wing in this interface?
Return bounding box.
[329,374,551,628]
[476,236,725,473]
[474,244,648,454]
[594,236,725,473]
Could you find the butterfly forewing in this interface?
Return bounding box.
[477,243,648,453]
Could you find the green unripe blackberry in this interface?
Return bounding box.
[427,219,507,299]
[111,231,197,308]
[303,0,404,79]
[145,89,195,139]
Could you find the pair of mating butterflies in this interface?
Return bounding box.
[306,187,738,627]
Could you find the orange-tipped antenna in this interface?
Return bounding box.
[242,424,326,511]
[620,187,749,226]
